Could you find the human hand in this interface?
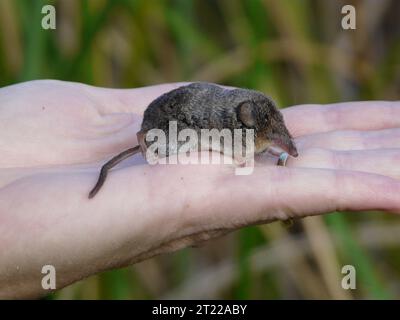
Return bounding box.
[1,80,399,298]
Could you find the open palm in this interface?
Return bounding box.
[1,80,399,298]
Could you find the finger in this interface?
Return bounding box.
[209,166,400,229]
[124,164,400,231]
[81,158,400,231]
[36,160,399,238]
[282,101,400,137]
[286,148,400,180]
[88,161,400,232]
[296,128,400,151]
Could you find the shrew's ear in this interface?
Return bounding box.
[237,101,256,127]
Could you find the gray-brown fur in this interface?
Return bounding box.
[140,82,297,156]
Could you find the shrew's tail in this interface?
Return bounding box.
[88,146,140,199]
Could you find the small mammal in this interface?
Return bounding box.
[88,82,298,198]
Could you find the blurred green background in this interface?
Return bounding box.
[1,0,399,299]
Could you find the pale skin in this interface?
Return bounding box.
[0,80,400,299]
